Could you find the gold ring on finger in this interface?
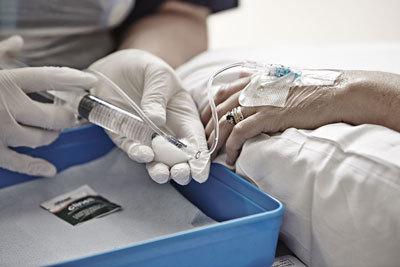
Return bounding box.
[225,106,244,125]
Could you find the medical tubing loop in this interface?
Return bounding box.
[206,61,250,156]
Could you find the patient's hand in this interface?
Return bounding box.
[201,70,400,165]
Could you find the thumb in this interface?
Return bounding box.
[0,146,57,177]
[140,63,181,127]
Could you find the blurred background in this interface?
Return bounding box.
[208,0,400,49]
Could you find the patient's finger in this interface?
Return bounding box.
[239,71,253,78]
[207,117,233,160]
[201,77,250,125]
[205,91,241,138]
[225,108,259,165]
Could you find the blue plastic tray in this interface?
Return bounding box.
[0,125,283,267]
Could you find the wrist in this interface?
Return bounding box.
[338,70,386,126]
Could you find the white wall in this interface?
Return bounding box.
[208,0,400,49]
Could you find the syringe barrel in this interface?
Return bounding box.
[77,95,154,145]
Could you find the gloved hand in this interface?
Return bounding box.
[0,35,23,63]
[89,49,210,185]
[0,36,97,177]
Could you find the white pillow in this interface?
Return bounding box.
[236,123,400,267]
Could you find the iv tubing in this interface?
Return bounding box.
[206,61,248,156]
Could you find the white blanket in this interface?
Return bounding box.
[177,45,400,267]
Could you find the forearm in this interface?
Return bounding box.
[340,70,400,132]
[120,1,209,68]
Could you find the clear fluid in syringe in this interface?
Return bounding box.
[78,94,154,145]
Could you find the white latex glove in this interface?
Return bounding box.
[0,35,23,63]
[0,36,97,177]
[90,49,210,185]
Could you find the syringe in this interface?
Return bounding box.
[56,91,154,145]
[50,90,193,155]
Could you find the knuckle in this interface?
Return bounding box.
[219,117,231,129]
[155,63,170,74]
[214,88,226,102]
[233,123,246,136]
[258,107,272,116]
[216,105,225,119]
[225,138,237,154]
[200,107,209,119]
[117,49,148,63]
[226,124,246,150]
[259,115,283,133]
[217,121,225,133]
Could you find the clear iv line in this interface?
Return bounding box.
[206,61,249,155]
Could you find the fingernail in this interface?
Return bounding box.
[36,163,57,177]
[207,140,212,149]
[173,175,191,186]
[151,172,170,184]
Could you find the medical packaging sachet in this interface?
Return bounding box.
[41,185,121,226]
